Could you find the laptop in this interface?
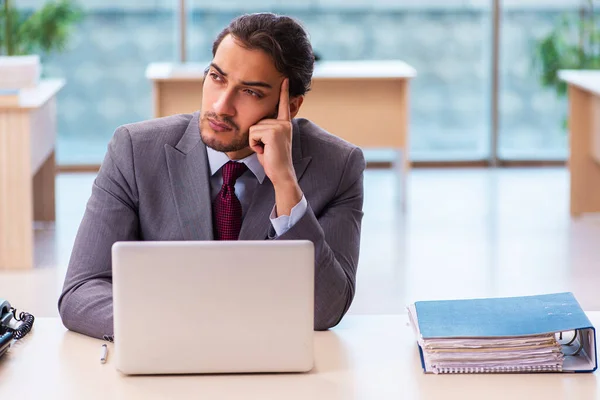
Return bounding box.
[111,240,315,375]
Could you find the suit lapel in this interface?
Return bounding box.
[239,119,312,240]
[165,111,214,241]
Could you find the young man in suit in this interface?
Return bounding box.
[59,13,366,339]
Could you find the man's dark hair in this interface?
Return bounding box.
[212,13,314,97]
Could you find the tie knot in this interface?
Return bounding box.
[222,161,248,186]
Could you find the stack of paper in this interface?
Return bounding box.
[407,292,597,374]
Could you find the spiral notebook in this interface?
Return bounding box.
[407,292,597,374]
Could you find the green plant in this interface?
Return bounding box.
[534,0,600,97]
[0,0,83,56]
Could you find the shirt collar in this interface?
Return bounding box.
[206,146,266,184]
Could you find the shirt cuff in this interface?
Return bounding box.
[269,195,308,238]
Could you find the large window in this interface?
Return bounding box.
[20,0,588,165]
[17,1,177,165]
[188,1,493,162]
[498,1,581,160]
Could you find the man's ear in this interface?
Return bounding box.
[289,96,304,119]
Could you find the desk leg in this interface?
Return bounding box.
[568,85,600,217]
[153,81,161,118]
[0,110,34,269]
[394,149,409,213]
[397,80,410,213]
[33,151,56,221]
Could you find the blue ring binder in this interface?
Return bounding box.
[408,292,598,374]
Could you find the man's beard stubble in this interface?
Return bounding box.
[199,111,249,153]
[199,108,279,153]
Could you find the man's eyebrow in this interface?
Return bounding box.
[240,80,272,89]
[210,63,227,76]
[210,62,272,89]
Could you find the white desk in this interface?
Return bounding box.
[146,61,416,210]
[0,314,598,399]
[558,70,600,216]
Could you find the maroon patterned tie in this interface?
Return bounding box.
[213,161,248,240]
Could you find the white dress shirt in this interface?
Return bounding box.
[206,146,307,237]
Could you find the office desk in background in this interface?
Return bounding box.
[146,61,417,210]
[559,70,600,217]
[0,314,597,399]
[0,80,64,270]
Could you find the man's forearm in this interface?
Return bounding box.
[275,206,359,330]
[58,280,114,339]
[273,180,303,217]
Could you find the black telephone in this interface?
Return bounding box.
[0,299,35,359]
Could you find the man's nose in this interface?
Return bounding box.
[213,90,235,117]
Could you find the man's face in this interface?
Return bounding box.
[200,34,283,158]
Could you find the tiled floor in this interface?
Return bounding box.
[2,167,600,320]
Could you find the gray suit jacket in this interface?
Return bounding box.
[58,111,366,339]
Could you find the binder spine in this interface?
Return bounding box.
[435,365,563,374]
